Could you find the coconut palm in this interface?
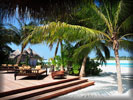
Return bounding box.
[72,39,110,77]
[0,24,20,64]
[30,22,72,71]
[89,0,133,93]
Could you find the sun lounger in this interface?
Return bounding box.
[51,71,65,79]
[0,64,18,72]
[14,65,47,80]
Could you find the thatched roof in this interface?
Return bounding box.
[9,49,20,59]
[26,48,40,58]
[0,0,83,22]
[9,48,41,59]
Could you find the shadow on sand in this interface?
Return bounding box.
[19,75,48,80]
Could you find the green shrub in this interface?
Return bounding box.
[72,64,80,75]
[85,59,102,76]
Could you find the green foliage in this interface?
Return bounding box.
[72,63,80,75]
[0,24,20,64]
[37,58,45,66]
[62,42,102,76]
[85,58,102,76]
[20,62,26,66]
[49,55,67,71]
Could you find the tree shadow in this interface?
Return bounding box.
[0,71,14,74]
[19,75,48,80]
[105,73,133,94]
[87,72,133,95]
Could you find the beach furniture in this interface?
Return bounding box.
[0,64,18,72]
[14,65,47,80]
[51,71,65,79]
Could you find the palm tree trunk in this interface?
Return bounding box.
[113,40,123,94]
[16,47,24,64]
[60,41,64,71]
[51,40,60,72]
[80,56,87,77]
[54,40,59,58]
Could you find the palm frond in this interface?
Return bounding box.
[102,1,113,31]
[118,15,133,33]
[118,33,133,40]
[8,24,21,35]
[95,47,106,65]
[114,0,122,27]
[91,4,112,35]
[119,39,133,53]
[73,40,96,60]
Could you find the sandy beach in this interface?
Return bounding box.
[53,60,133,100]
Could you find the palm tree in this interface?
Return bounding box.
[89,1,133,93]
[0,24,20,64]
[73,39,110,77]
[9,20,38,64]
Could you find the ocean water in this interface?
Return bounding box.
[104,60,133,68]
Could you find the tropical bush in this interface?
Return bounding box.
[68,63,80,75]
[85,58,102,76]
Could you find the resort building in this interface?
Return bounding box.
[9,48,41,66]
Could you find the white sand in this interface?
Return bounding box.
[53,63,133,100]
[98,65,133,75]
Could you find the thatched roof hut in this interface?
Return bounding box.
[9,48,41,66]
[9,48,41,59]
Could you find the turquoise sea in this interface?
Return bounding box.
[105,62,133,68]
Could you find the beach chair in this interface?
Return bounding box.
[51,71,65,79]
[14,65,47,80]
[0,64,18,72]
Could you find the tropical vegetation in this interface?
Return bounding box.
[0,24,20,64]
[23,0,133,93]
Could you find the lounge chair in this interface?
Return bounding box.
[0,64,18,72]
[51,71,65,79]
[14,65,47,80]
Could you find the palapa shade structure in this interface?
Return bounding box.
[0,0,83,22]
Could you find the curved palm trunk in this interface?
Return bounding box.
[60,41,64,71]
[113,40,123,93]
[52,40,60,72]
[16,47,24,64]
[54,40,59,58]
[80,55,87,77]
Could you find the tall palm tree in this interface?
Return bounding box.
[89,0,133,93]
